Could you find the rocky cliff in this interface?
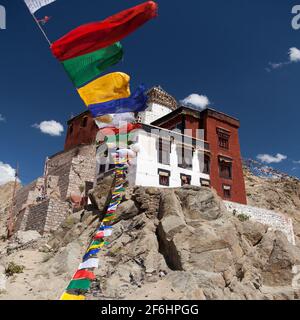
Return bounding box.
[1,174,300,300]
[244,166,300,246]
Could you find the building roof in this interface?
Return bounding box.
[152,106,240,128]
[146,86,178,111]
[67,110,90,125]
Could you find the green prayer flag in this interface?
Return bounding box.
[62,42,123,88]
[67,279,91,291]
[105,132,136,144]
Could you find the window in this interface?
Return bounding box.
[158,169,170,186]
[217,128,230,150]
[69,124,74,135]
[157,138,171,165]
[200,179,211,187]
[99,150,108,174]
[180,174,191,186]
[203,155,210,174]
[81,116,88,128]
[174,122,184,132]
[177,145,193,169]
[99,164,106,174]
[223,184,232,199]
[219,157,232,179]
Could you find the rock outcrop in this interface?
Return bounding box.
[244,167,300,246]
[1,178,300,300]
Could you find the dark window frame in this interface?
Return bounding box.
[69,124,74,135]
[200,178,211,187]
[223,184,232,199]
[217,128,230,150]
[81,116,89,128]
[158,169,170,186]
[180,173,191,186]
[177,145,194,170]
[219,159,232,180]
[158,137,171,165]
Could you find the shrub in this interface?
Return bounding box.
[5,262,25,277]
[237,214,250,222]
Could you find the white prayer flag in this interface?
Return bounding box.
[78,258,99,270]
[104,229,113,237]
[24,0,56,14]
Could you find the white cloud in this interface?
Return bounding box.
[0,114,5,122]
[257,153,287,164]
[289,47,300,62]
[33,120,64,137]
[181,94,210,110]
[267,47,300,71]
[293,160,300,164]
[0,162,17,186]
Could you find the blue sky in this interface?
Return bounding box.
[0,0,300,185]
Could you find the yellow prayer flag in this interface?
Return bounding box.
[60,292,86,300]
[88,242,105,251]
[77,72,131,106]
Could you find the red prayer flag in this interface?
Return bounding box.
[51,1,158,61]
[73,270,96,281]
[94,232,105,240]
[100,123,142,136]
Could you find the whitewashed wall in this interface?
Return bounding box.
[134,131,210,188]
[140,102,173,125]
[224,201,296,245]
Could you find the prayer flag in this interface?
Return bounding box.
[77,72,130,106]
[89,84,148,116]
[67,279,91,291]
[51,1,158,61]
[78,258,99,270]
[73,270,96,281]
[24,0,56,14]
[62,43,124,88]
[83,249,101,262]
[60,292,86,300]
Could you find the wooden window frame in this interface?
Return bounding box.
[180,174,191,186]
[158,169,170,187]
[223,184,232,199]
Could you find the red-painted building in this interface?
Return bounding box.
[152,107,247,204]
[64,111,98,151]
[64,87,247,204]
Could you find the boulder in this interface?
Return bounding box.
[13,230,41,246]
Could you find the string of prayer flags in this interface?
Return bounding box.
[51,1,158,61]
[89,84,148,116]
[77,72,130,106]
[61,156,128,300]
[62,42,124,88]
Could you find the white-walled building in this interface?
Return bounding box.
[96,123,210,189]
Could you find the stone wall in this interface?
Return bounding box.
[224,201,296,245]
[67,145,96,197]
[44,199,71,233]
[25,200,50,233]
[24,199,71,234]
[48,144,96,200]
[13,144,96,234]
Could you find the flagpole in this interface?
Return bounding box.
[30,12,52,46]
[23,1,52,46]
